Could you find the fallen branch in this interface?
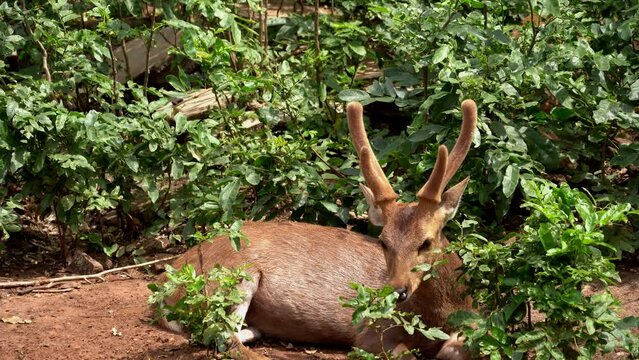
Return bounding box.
[0,255,179,289]
[33,288,74,294]
[17,281,64,295]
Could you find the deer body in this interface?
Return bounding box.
[159,100,478,359]
[165,221,386,344]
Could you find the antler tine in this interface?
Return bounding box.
[347,102,397,203]
[416,145,449,203]
[359,147,397,202]
[442,99,477,187]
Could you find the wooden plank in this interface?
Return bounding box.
[112,27,180,83]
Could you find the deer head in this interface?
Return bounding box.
[347,100,477,302]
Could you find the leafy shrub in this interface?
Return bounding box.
[148,263,250,351]
[451,178,639,359]
[0,196,21,244]
[342,284,450,359]
[339,0,639,225]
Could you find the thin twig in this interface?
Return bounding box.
[143,5,157,97]
[277,0,284,17]
[17,281,61,295]
[314,0,322,105]
[33,288,74,293]
[0,255,179,289]
[107,37,118,106]
[526,0,538,56]
[527,300,533,329]
[21,0,51,82]
[261,0,268,52]
[349,60,361,88]
[310,146,347,178]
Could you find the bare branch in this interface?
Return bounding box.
[21,0,51,82]
[0,255,179,290]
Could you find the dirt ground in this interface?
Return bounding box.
[0,268,350,360]
[0,267,638,360]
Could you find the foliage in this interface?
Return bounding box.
[0,195,21,243]
[340,0,639,222]
[342,283,449,359]
[148,262,250,351]
[450,178,639,359]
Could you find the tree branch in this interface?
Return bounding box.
[0,255,179,289]
[143,5,157,97]
[21,0,51,82]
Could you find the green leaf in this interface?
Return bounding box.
[432,45,450,65]
[6,100,18,119]
[230,20,241,45]
[348,44,366,57]
[220,179,240,213]
[542,0,560,17]
[104,244,119,257]
[502,164,520,197]
[593,53,610,71]
[171,160,184,178]
[60,195,75,211]
[141,177,159,203]
[408,124,447,143]
[338,89,370,102]
[55,114,67,131]
[416,327,449,340]
[575,200,596,233]
[629,79,639,101]
[125,156,139,173]
[500,83,519,97]
[10,150,26,172]
[321,201,339,213]
[245,171,261,186]
[515,329,546,345]
[366,81,384,97]
[419,91,448,113]
[585,318,595,335]
[279,61,291,75]
[175,113,188,135]
[539,223,556,251]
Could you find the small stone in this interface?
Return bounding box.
[142,236,170,252]
[67,250,104,274]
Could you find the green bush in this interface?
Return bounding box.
[148,262,251,351]
[451,178,639,359]
[341,284,450,360]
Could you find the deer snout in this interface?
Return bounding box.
[394,287,409,302]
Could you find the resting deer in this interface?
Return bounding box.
[157,100,477,359]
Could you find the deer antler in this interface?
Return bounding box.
[347,102,398,203]
[417,99,477,203]
[416,145,448,203]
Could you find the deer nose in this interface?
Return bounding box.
[394,287,408,302]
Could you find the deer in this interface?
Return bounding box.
[156,99,478,359]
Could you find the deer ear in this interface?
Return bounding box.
[359,184,385,226]
[440,178,469,222]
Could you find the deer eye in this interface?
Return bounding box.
[418,239,432,253]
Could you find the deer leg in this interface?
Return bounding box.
[435,332,469,360]
[158,308,185,333]
[233,273,262,344]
